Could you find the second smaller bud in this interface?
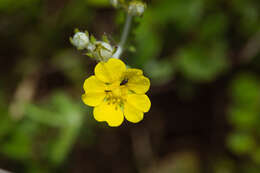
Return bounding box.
[128,1,146,16]
[70,31,89,50]
[110,0,119,8]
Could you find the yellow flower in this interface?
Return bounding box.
[82,58,151,127]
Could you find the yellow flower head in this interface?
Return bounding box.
[82,58,151,127]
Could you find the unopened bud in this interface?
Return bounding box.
[110,0,119,7]
[87,43,96,52]
[128,1,146,16]
[93,41,114,61]
[70,32,89,50]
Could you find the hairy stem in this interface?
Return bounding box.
[113,13,133,59]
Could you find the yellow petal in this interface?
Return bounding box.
[95,58,126,83]
[127,75,150,94]
[124,103,144,123]
[93,101,124,127]
[124,68,143,78]
[82,93,106,107]
[83,75,107,93]
[126,94,151,112]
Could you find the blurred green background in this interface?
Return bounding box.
[0,0,260,172]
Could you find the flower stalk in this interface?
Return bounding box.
[113,13,133,59]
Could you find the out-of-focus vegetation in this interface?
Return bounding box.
[0,0,260,172]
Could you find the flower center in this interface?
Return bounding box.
[105,83,128,106]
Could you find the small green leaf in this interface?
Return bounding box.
[90,35,97,44]
[227,132,256,155]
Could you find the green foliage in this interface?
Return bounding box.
[228,74,260,130]
[213,159,235,173]
[86,0,110,7]
[227,73,260,166]
[0,0,41,13]
[134,11,162,67]
[25,92,89,164]
[199,13,228,41]
[151,0,204,30]
[2,121,37,160]
[52,50,88,85]
[0,92,92,171]
[133,0,231,84]
[0,0,260,172]
[144,59,176,85]
[230,74,260,108]
[227,132,256,155]
[176,44,228,82]
[230,0,260,35]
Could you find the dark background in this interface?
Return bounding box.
[0,0,260,172]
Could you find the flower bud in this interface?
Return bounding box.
[110,0,119,7]
[87,43,96,52]
[93,41,114,61]
[70,32,89,50]
[128,1,146,16]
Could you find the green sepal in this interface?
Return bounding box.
[85,30,89,38]
[90,35,96,44]
[85,53,93,58]
[74,28,80,33]
[102,34,109,43]
[112,46,117,54]
[69,37,73,45]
